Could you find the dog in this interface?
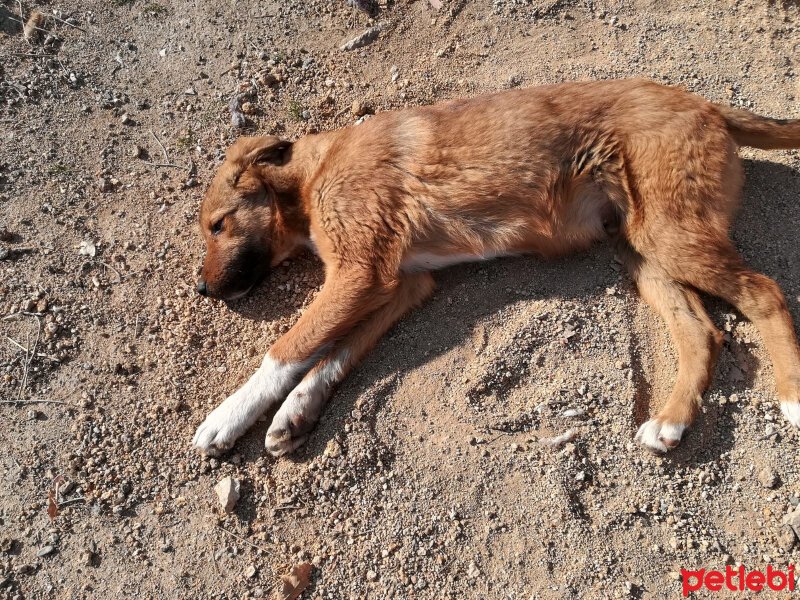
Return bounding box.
[191,78,800,457]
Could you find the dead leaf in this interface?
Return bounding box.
[275,562,312,600]
[47,490,58,521]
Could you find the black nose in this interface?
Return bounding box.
[196,280,208,296]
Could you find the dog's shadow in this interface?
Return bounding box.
[226,157,800,472]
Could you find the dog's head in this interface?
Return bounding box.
[197,136,295,300]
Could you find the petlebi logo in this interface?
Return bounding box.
[681,565,796,596]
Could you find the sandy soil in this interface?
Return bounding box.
[1,0,800,598]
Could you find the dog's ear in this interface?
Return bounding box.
[228,136,292,168]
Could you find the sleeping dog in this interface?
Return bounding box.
[192,78,800,456]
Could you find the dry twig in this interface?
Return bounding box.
[216,525,270,553]
[17,315,41,402]
[49,11,87,33]
[149,129,170,163]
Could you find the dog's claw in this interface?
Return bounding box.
[265,429,308,457]
[635,419,686,453]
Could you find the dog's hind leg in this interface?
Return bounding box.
[667,241,800,430]
[628,256,724,452]
[265,272,435,456]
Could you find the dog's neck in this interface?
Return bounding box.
[268,132,338,260]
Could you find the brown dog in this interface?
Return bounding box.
[192,78,800,457]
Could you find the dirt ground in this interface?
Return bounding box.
[1,0,800,598]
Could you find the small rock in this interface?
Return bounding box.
[366,569,378,581]
[466,561,480,579]
[562,408,585,418]
[120,113,132,125]
[757,467,778,489]
[340,24,388,51]
[36,545,56,558]
[79,240,97,257]
[324,439,342,458]
[257,71,278,86]
[245,564,257,579]
[241,102,257,115]
[778,525,797,552]
[782,506,800,538]
[214,476,240,513]
[351,100,372,117]
[97,178,112,192]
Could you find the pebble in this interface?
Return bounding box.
[778,525,796,552]
[351,100,372,117]
[324,439,342,458]
[340,24,387,51]
[562,408,585,418]
[466,561,480,579]
[214,476,240,513]
[757,467,778,489]
[782,506,800,537]
[36,545,56,558]
[245,564,257,578]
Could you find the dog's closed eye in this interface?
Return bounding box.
[211,218,224,235]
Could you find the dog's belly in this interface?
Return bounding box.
[401,250,512,271]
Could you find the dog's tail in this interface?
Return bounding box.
[716,103,800,150]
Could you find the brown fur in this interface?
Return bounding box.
[197,78,800,453]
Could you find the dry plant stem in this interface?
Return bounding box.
[143,161,190,170]
[216,526,270,553]
[49,11,88,33]
[149,129,170,163]
[0,398,68,406]
[16,315,41,403]
[97,260,123,283]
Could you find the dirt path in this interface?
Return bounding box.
[1,1,799,598]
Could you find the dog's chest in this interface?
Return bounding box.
[401,251,509,271]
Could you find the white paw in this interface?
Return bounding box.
[264,389,318,457]
[781,402,800,428]
[265,429,309,457]
[265,358,343,457]
[192,356,310,455]
[635,419,686,453]
[193,393,254,455]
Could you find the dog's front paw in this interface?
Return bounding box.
[265,426,309,457]
[635,419,686,453]
[264,389,320,457]
[193,396,250,455]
